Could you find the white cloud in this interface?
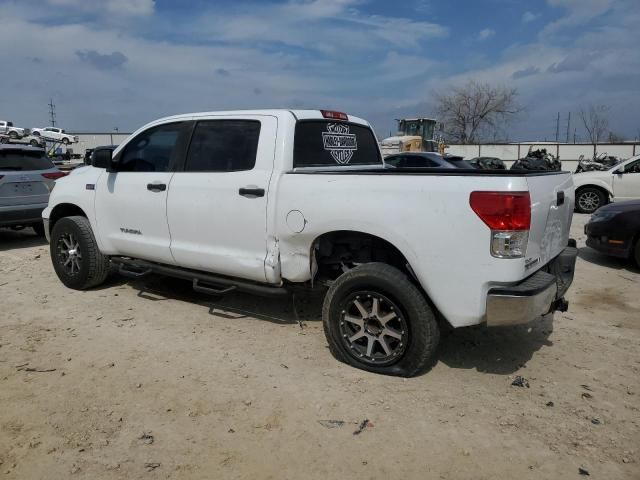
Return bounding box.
[46,0,155,16]
[478,28,495,40]
[522,11,539,23]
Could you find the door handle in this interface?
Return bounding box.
[147,183,166,192]
[238,187,265,197]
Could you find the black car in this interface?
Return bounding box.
[384,152,474,169]
[584,200,640,266]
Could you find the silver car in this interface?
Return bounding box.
[0,145,66,236]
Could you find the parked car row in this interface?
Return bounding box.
[0,120,78,144]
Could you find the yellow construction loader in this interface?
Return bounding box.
[380,118,440,157]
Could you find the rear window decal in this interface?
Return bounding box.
[322,123,358,164]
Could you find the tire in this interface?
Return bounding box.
[322,263,439,377]
[32,222,45,237]
[50,216,110,290]
[576,187,606,214]
[9,131,17,139]
[62,137,69,145]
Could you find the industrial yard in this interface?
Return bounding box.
[1,214,638,479]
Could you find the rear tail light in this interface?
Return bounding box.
[321,110,348,121]
[42,171,67,180]
[470,191,531,258]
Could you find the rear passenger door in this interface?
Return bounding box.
[166,116,277,283]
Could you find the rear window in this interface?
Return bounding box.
[294,121,382,168]
[0,150,54,171]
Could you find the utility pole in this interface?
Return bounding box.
[555,112,560,142]
[565,112,571,144]
[573,127,577,144]
[48,98,57,127]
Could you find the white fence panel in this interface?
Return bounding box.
[479,144,520,160]
[597,144,635,159]
[448,144,479,158]
[557,145,595,161]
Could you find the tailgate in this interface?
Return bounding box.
[0,171,50,207]
[526,173,574,270]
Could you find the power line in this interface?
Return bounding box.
[48,98,56,127]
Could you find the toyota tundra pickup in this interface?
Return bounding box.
[43,109,577,376]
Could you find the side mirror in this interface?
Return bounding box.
[92,149,114,170]
[616,165,625,174]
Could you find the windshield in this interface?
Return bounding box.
[0,150,54,171]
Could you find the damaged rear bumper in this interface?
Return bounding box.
[485,242,578,327]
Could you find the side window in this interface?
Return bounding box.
[184,120,261,172]
[625,160,640,173]
[118,123,185,172]
[385,156,402,167]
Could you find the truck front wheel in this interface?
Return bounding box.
[323,263,439,377]
[50,216,110,290]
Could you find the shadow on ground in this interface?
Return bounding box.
[438,314,554,375]
[123,274,325,325]
[578,246,638,272]
[107,272,555,375]
[0,228,47,252]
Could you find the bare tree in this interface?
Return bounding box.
[579,104,609,145]
[434,80,521,144]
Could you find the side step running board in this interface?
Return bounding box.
[192,279,237,296]
[111,257,287,297]
[118,263,152,279]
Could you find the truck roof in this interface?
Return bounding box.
[146,109,370,127]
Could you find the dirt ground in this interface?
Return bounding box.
[1,214,638,479]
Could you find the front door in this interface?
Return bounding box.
[613,158,640,201]
[95,121,190,264]
[167,116,277,283]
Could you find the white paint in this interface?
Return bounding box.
[286,210,306,233]
[46,109,575,328]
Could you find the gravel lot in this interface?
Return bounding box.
[1,214,638,479]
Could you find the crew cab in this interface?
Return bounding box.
[0,120,27,139]
[31,127,78,145]
[573,155,640,213]
[43,109,577,376]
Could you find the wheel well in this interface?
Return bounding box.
[49,203,87,231]
[311,231,413,282]
[576,184,610,201]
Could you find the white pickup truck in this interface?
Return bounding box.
[31,127,78,145]
[43,109,577,376]
[0,120,27,139]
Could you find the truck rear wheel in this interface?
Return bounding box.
[323,263,439,377]
[50,216,110,290]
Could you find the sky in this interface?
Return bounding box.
[0,0,638,141]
